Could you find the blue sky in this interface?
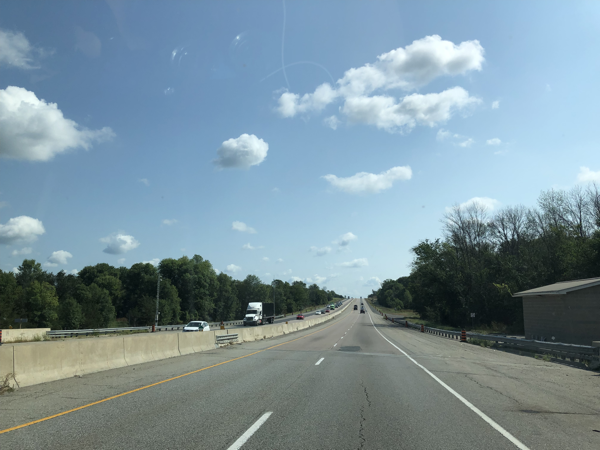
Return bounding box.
[1,1,600,296]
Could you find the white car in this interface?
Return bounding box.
[183,321,210,332]
[315,310,322,315]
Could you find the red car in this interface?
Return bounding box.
[296,314,304,320]
[325,309,330,313]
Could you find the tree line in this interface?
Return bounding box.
[370,184,600,331]
[0,255,343,329]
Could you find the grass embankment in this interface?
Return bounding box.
[367,300,513,334]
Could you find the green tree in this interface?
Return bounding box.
[24,280,59,328]
[79,283,116,328]
[58,297,83,329]
[214,273,239,321]
[0,271,21,328]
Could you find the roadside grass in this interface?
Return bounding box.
[469,337,494,348]
[0,373,17,395]
[368,300,516,334]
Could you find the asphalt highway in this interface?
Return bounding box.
[1,299,599,449]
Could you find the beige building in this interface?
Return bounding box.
[513,277,600,346]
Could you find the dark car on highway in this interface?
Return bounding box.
[360,308,365,314]
[354,305,358,310]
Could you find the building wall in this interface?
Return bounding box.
[523,285,600,345]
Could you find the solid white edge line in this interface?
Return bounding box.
[334,343,337,347]
[227,412,273,450]
[366,310,529,450]
[315,357,324,366]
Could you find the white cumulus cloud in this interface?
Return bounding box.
[309,246,331,256]
[458,138,474,148]
[70,269,79,275]
[138,178,150,186]
[143,258,160,267]
[364,276,382,287]
[0,216,45,245]
[243,243,264,250]
[226,264,241,273]
[214,134,268,169]
[0,29,46,69]
[577,167,600,183]
[46,250,72,267]
[323,166,411,194]
[447,197,500,213]
[486,138,501,146]
[262,257,270,262]
[232,221,257,234]
[162,219,177,225]
[339,258,369,268]
[276,35,484,132]
[341,87,481,132]
[334,232,357,247]
[0,86,115,161]
[277,83,338,118]
[117,258,126,265]
[11,247,32,256]
[101,233,140,254]
[276,258,284,263]
[323,115,341,130]
[492,100,500,109]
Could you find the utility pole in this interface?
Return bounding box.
[155,274,161,329]
[272,280,276,316]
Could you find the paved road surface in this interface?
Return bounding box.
[1,299,599,449]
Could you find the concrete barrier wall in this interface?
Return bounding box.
[14,340,81,386]
[2,299,356,388]
[78,337,127,374]
[0,345,14,381]
[1,328,50,343]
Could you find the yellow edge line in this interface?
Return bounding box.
[0,309,351,435]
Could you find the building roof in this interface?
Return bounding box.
[513,277,600,297]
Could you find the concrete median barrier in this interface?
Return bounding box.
[0,328,50,343]
[78,336,127,374]
[14,340,81,387]
[194,331,216,352]
[124,333,180,366]
[178,332,196,355]
[0,345,15,386]
[7,299,357,388]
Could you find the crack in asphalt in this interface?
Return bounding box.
[464,373,524,407]
[358,380,371,449]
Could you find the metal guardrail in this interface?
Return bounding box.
[46,314,290,338]
[215,334,239,345]
[47,327,151,338]
[384,316,600,369]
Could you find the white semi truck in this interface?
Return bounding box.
[243,302,276,326]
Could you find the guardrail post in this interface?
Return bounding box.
[152,324,155,333]
[420,324,424,333]
[405,321,408,327]
[460,330,466,342]
[0,329,2,345]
